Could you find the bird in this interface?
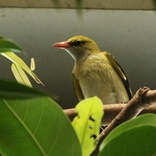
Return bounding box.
[52,35,132,104]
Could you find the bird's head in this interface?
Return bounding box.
[52,36,101,63]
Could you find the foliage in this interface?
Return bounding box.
[153,0,156,9]
[72,97,103,156]
[0,37,156,156]
[11,63,33,87]
[99,114,156,156]
[0,37,23,53]
[0,37,43,87]
[0,80,81,156]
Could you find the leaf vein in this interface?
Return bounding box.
[3,100,48,156]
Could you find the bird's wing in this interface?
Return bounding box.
[72,72,84,101]
[104,52,133,99]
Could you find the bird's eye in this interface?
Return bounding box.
[69,41,84,46]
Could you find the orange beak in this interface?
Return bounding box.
[52,42,71,49]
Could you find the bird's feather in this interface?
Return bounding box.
[104,52,133,99]
[72,73,84,100]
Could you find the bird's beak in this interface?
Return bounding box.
[52,42,71,49]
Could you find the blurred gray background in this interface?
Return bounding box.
[0,2,156,108]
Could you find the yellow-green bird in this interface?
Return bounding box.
[53,36,132,104]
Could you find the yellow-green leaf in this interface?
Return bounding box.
[1,52,44,85]
[72,96,104,156]
[11,63,32,87]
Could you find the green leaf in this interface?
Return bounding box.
[76,0,82,8]
[153,0,156,9]
[0,36,6,40]
[99,114,156,156]
[72,96,104,156]
[0,79,46,98]
[0,37,23,53]
[11,63,32,87]
[1,52,44,85]
[0,90,81,156]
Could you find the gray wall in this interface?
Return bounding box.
[0,8,156,108]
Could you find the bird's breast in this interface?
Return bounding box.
[74,54,112,82]
[73,53,129,104]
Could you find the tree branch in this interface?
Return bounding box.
[90,87,156,156]
[64,87,156,156]
[64,87,156,125]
